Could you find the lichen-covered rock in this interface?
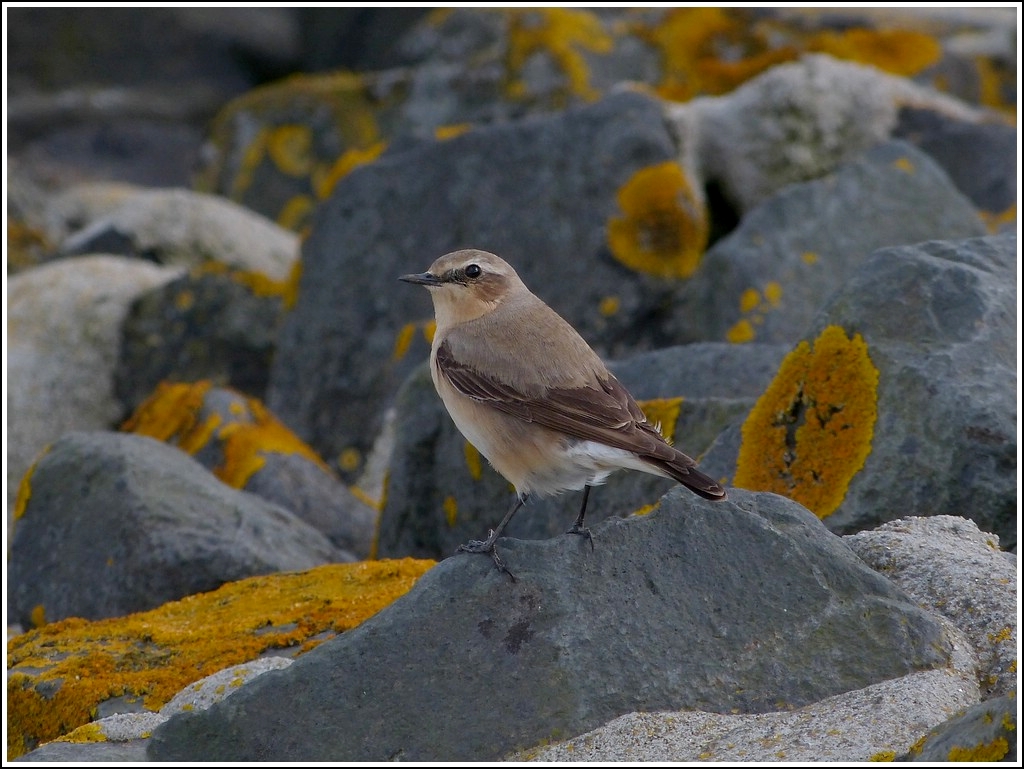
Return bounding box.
[147,488,955,761]
[900,694,1017,762]
[7,559,433,760]
[6,255,183,527]
[7,431,351,628]
[115,268,288,413]
[846,516,1016,698]
[122,381,376,558]
[665,140,986,346]
[266,90,699,480]
[719,233,1016,547]
[378,342,787,560]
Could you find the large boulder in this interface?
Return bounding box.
[8,431,349,627]
[148,488,953,761]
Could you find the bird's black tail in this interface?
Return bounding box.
[646,453,728,501]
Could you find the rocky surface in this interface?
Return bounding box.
[148,489,954,761]
[6,8,1016,764]
[8,431,348,627]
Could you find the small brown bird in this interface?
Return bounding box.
[400,249,726,577]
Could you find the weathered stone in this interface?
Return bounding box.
[148,488,953,761]
[8,431,347,626]
[901,695,1017,762]
[666,140,987,346]
[6,255,183,527]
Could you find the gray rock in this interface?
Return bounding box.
[123,383,374,558]
[148,488,952,761]
[846,515,1016,698]
[8,431,347,626]
[806,233,1017,545]
[267,90,688,478]
[893,105,1017,217]
[900,694,1017,762]
[667,140,987,345]
[378,343,786,560]
[688,53,988,213]
[15,739,151,763]
[6,255,183,528]
[115,270,284,413]
[58,187,299,280]
[517,619,979,761]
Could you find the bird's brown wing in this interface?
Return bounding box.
[436,340,726,499]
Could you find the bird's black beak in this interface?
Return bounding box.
[399,271,443,286]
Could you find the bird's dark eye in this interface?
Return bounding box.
[464,264,482,279]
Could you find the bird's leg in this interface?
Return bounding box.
[566,485,595,551]
[458,493,527,580]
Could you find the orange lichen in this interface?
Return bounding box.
[14,446,50,522]
[283,257,303,311]
[266,124,315,177]
[891,156,915,174]
[434,123,472,141]
[947,738,1010,762]
[338,447,362,474]
[122,381,332,489]
[598,296,621,317]
[277,195,316,231]
[6,559,434,760]
[869,751,896,761]
[638,397,684,443]
[29,605,46,629]
[393,322,417,362]
[734,325,879,518]
[505,8,613,102]
[807,28,941,77]
[980,204,1016,234]
[607,161,708,280]
[314,141,387,200]
[443,496,459,527]
[464,442,483,481]
[633,8,798,101]
[727,282,783,344]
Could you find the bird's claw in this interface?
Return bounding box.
[566,524,594,551]
[457,539,516,581]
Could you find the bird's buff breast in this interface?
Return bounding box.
[431,363,635,496]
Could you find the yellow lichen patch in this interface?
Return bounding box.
[348,485,382,512]
[393,322,417,362]
[869,750,895,761]
[29,605,46,629]
[422,320,437,345]
[633,8,798,101]
[434,123,472,141]
[228,126,271,201]
[974,56,1016,117]
[267,124,315,177]
[338,447,362,474]
[727,319,756,344]
[638,397,684,443]
[123,381,332,490]
[14,446,50,522]
[505,8,613,102]
[979,204,1016,234]
[6,559,435,760]
[988,626,1013,644]
[947,737,1009,762]
[443,496,459,527]
[314,141,387,200]
[733,325,879,518]
[599,295,621,317]
[607,161,708,280]
[728,282,783,344]
[174,289,195,311]
[283,257,303,311]
[277,195,316,231]
[122,381,214,445]
[631,502,660,517]
[807,28,941,77]
[191,261,293,300]
[464,442,483,481]
[801,251,819,265]
[891,157,915,174]
[56,722,107,744]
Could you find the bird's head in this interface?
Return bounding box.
[399,249,526,328]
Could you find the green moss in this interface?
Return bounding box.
[7,559,434,760]
[734,325,879,518]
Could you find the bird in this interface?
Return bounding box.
[399,249,726,578]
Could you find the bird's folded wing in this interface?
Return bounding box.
[435,340,686,464]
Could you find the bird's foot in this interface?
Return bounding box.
[566,524,594,551]
[457,539,516,581]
